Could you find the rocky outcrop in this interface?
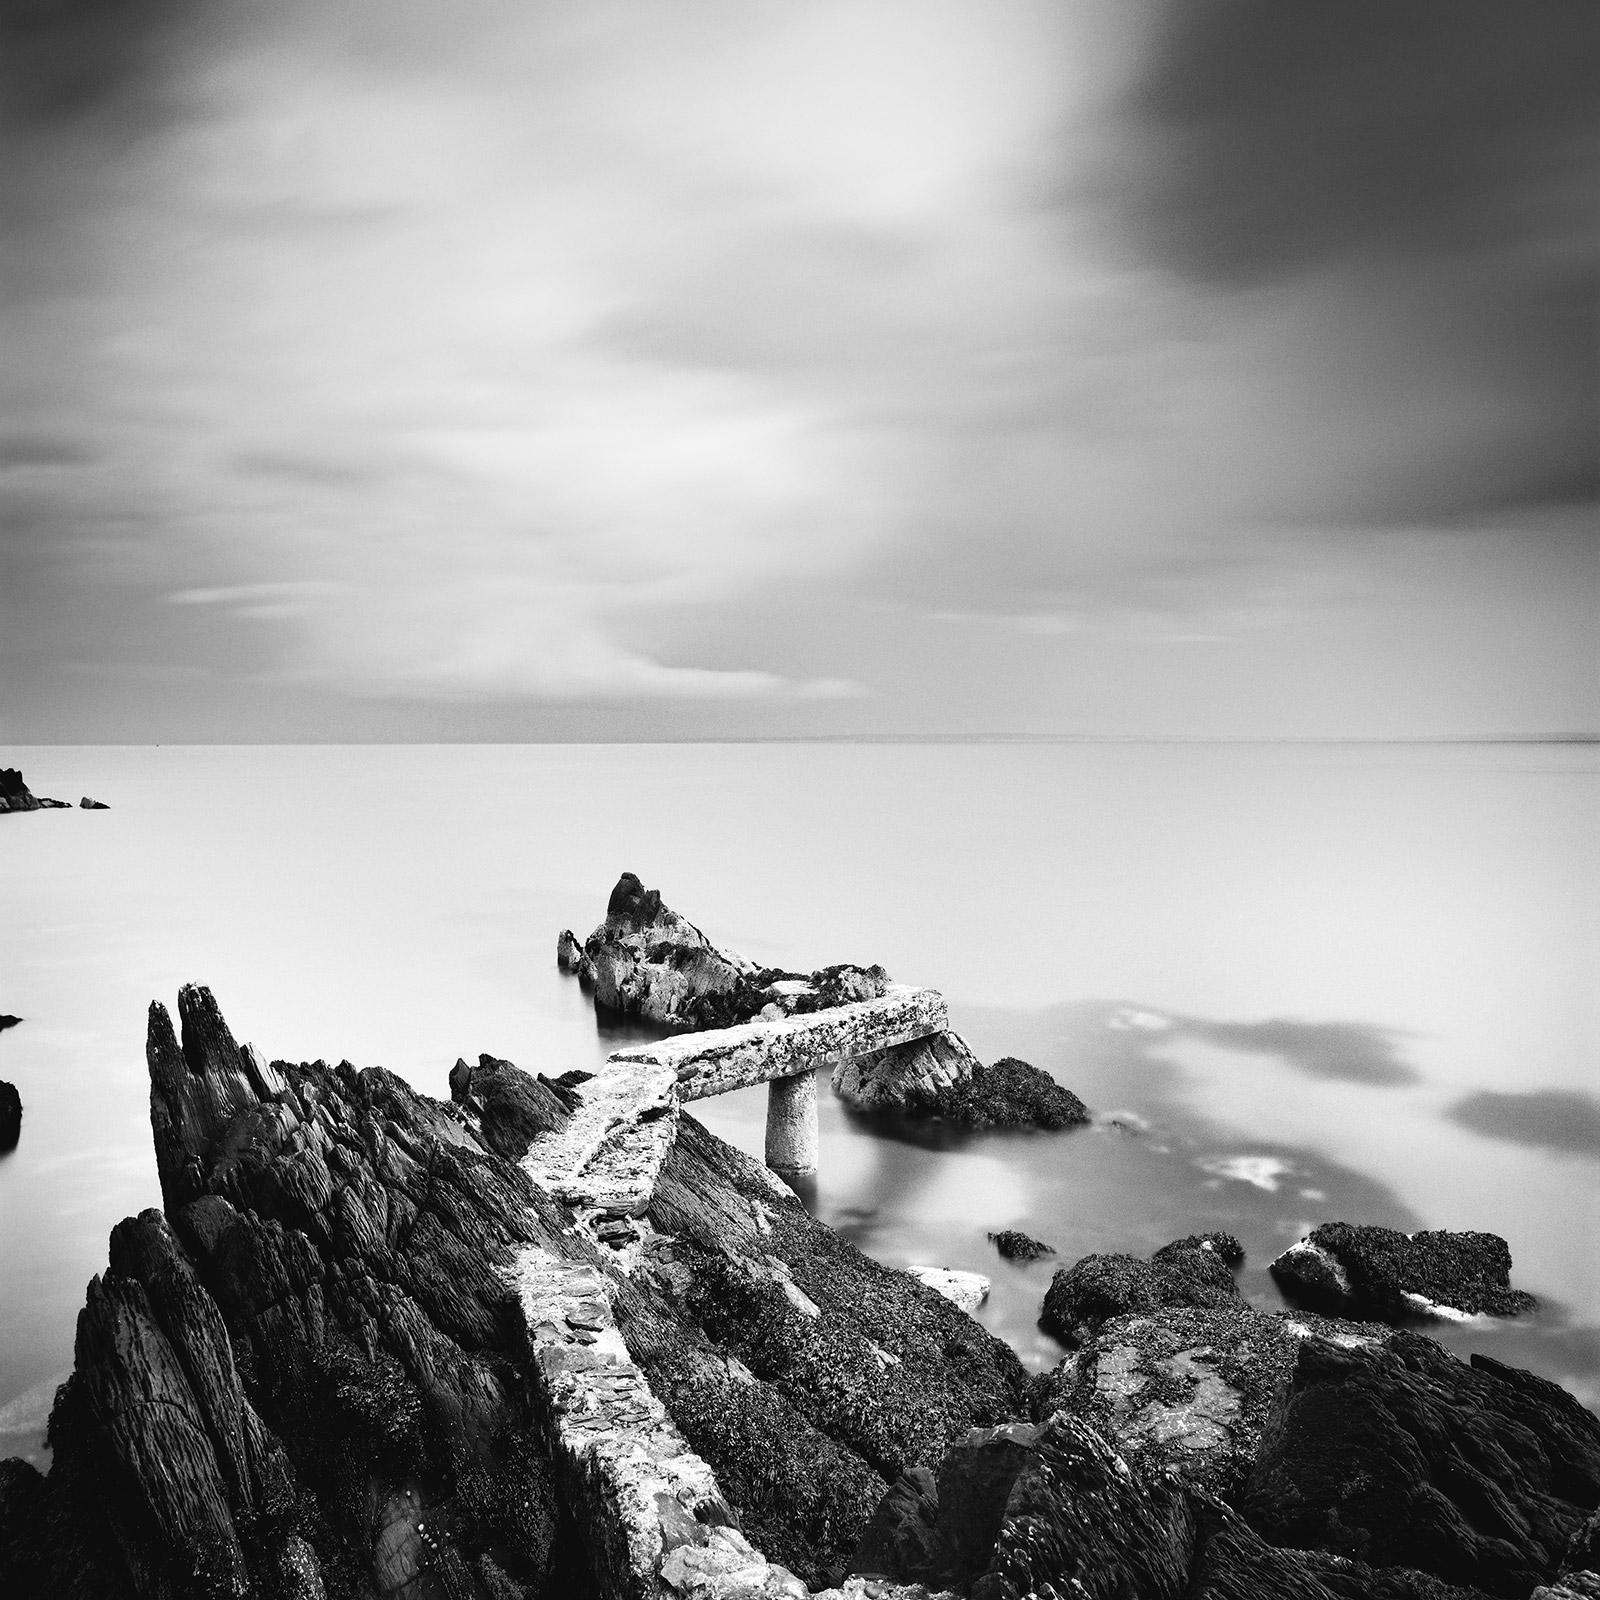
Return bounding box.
[79,798,109,810]
[1242,1331,1600,1597]
[1031,1302,1386,1499]
[0,1081,20,1150]
[1269,1222,1537,1323]
[0,769,69,812]
[0,1015,19,1033]
[834,1036,1088,1132]
[571,873,896,1032]
[0,985,1031,1600]
[988,1232,1053,1263]
[1039,1237,1243,1346]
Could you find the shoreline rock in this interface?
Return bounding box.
[1269,1221,1537,1323]
[1040,1235,1244,1347]
[0,770,70,813]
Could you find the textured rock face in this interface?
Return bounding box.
[1242,1332,1600,1597]
[1,985,1032,1600]
[1031,1303,1385,1499]
[0,1080,19,1150]
[611,988,949,1102]
[1039,1238,1242,1346]
[834,1038,1089,1131]
[1269,1222,1536,1322]
[988,1231,1054,1263]
[555,929,593,981]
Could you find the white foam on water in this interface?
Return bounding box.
[1199,1155,1293,1192]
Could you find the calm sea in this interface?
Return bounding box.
[2,742,1596,1461]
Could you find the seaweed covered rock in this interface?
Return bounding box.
[1269,1222,1536,1323]
[0,1080,19,1150]
[989,1231,1054,1263]
[1032,1303,1385,1498]
[835,1036,1088,1131]
[1241,1331,1600,1597]
[1039,1237,1242,1346]
[3,984,1032,1599]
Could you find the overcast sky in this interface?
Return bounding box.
[2,0,1595,741]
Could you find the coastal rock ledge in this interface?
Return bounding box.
[0,768,70,812]
[2,985,1596,1600]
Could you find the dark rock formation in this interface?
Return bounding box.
[1039,1237,1242,1346]
[988,1231,1054,1263]
[0,1015,19,1032]
[1155,1232,1245,1268]
[837,1035,1089,1132]
[555,929,592,981]
[0,1080,20,1150]
[1,985,1030,1599]
[79,798,109,810]
[0,769,69,813]
[571,872,901,1034]
[1031,1303,1385,1499]
[1242,1331,1600,1597]
[1270,1222,1536,1322]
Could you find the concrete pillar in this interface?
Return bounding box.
[765,1068,819,1183]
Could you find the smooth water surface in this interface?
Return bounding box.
[1,742,1595,1461]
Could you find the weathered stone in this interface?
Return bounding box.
[613,988,948,1102]
[523,1059,681,1217]
[1269,1222,1536,1323]
[557,929,594,981]
[908,1269,989,1315]
[1241,1331,1600,1597]
[78,798,109,811]
[764,1071,818,1182]
[1032,1303,1385,1498]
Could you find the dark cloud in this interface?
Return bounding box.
[1182,1018,1420,1087]
[0,0,199,128]
[0,434,95,470]
[1449,1089,1600,1157]
[1124,0,1600,285]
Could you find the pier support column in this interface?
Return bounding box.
[765,1068,819,1184]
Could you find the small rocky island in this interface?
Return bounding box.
[0,768,107,812]
[1,877,1596,1600]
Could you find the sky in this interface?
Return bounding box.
[1,0,1596,741]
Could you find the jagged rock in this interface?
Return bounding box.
[835,1036,1089,1131]
[1269,1222,1536,1322]
[79,798,109,811]
[908,1268,990,1315]
[1241,1331,1600,1597]
[3,985,1032,1599]
[555,929,592,981]
[1187,1497,1499,1599]
[0,1015,19,1032]
[988,1231,1054,1263]
[581,872,756,1027]
[0,1081,19,1150]
[0,769,70,813]
[1031,1303,1386,1498]
[1039,1238,1242,1346]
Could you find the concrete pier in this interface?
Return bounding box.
[764,1068,819,1182]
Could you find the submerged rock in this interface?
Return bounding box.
[0,1081,18,1150]
[1242,1331,1600,1597]
[1269,1221,1536,1322]
[1039,1237,1242,1346]
[835,1036,1089,1131]
[989,1230,1055,1263]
